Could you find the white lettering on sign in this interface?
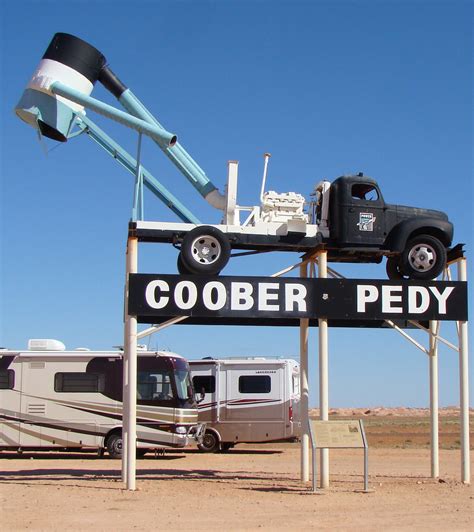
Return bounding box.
[145,280,170,309]
[382,285,403,313]
[429,286,454,314]
[357,285,379,312]
[285,283,307,312]
[357,284,455,315]
[258,283,280,311]
[408,286,430,314]
[231,282,254,310]
[143,279,309,314]
[202,281,227,311]
[175,281,198,310]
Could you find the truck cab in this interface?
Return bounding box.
[322,174,453,279]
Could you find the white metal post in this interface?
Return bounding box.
[299,262,310,482]
[122,301,130,483]
[457,258,470,484]
[429,320,439,478]
[318,251,329,488]
[124,236,138,490]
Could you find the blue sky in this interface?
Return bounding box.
[1,0,472,407]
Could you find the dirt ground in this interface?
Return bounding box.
[1,412,473,531]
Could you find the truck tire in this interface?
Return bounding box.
[197,430,220,453]
[181,226,231,275]
[177,253,192,275]
[401,235,446,280]
[386,257,405,280]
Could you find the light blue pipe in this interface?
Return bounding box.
[118,89,222,201]
[50,82,177,147]
[77,115,200,224]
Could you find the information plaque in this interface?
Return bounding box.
[310,420,365,448]
[307,419,370,492]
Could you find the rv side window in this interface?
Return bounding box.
[55,372,105,393]
[239,375,271,394]
[193,375,215,394]
[138,371,173,401]
[0,369,14,389]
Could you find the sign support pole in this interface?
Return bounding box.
[318,251,329,488]
[300,262,310,482]
[457,258,470,484]
[429,320,439,478]
[124,236,138,490]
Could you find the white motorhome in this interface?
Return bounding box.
[189,358,301,452]
[0,339,203,457]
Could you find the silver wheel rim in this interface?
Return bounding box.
[191,235,221,265]
[203,434,215,448]
[408,243,436,272]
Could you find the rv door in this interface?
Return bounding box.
[0,356,20,447]
[225,363,284,421]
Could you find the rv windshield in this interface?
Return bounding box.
[175,370,193,401]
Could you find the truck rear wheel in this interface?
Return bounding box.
[181,226,230,275]
[401,235,446,280]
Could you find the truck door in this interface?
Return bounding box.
[224,363,284,421]
[340,181,386,246]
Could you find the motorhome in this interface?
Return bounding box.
[189,358,301,452]
[0,339,203,457]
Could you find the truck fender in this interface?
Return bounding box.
[386,218,453,253]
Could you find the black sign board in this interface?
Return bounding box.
[128,274,468,326]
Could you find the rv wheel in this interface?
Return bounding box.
[181,226,231,275]
[197,430,220,453]
[106,433,123,459]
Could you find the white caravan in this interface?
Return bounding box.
[0,339,203,457]
[189,358,301,452]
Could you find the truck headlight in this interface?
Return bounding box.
[174,426,187,435]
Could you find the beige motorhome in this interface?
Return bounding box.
[189,358,300,452]
[0,339,203,457]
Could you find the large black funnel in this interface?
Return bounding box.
[15,33,106,141]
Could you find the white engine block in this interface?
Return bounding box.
[260,190,308,223]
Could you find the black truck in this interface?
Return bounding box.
[132,173,455,281]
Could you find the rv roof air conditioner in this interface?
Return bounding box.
[28,339,66,351]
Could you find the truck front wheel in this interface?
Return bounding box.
[386,257,405,280]
[181,226,231,275]
[401,235,446,280]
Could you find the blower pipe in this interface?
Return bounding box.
[15,33,226,211]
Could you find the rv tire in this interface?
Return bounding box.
[106,433,123,459]
[197,430,220,453]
